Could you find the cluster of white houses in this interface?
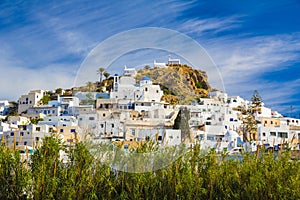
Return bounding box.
[1,65,300,153]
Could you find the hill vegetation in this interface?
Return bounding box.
[1,137,299,199]
[136,64,210,104]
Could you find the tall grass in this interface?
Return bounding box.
[0,137,299,199]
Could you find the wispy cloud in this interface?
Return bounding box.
[203,32,300,113]
[180,16,243,35]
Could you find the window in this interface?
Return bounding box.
[100,124,104,128]
[112,124,114,128]
[145,87,148,92]
[278,132,288,138]
[110,132,113,135]
[16,142,18,146]
[70,129,76,133]
[270,132,276,136]
[20,132,24,136]
[24,141,27,145]
[230,118,233,122]
[60,129,64,133]
[103,113,106,117]
[270,121,273,124]
[36,127,41,131]
[35,137,39,141]
[10,132,14,136]
[156,90,159,93]
[89,117,95,120]
[205,121,211,125]
[262,132,266,137]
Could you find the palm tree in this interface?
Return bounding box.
[103,72,110,80]
[97,68,105,83]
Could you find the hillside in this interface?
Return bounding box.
[72,64,211,105]
[136,64,210,104]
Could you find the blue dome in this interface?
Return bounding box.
[114,74,118,76]
[141,76,151,81]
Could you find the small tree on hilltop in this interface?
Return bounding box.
[103,72,110,80]
[251,90,262,108]
[97,67,105,83]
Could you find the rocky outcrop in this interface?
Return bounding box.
[136,64,210,104]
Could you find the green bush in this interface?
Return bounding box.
[0,137,299,199]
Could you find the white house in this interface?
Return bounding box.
[38,116,78,127]
[77,113,99,135]
[153,60,167,68]
[18,90,45,114]
[0,100,9,116]
[168,56,180,65]
[162,129,181,146]
[7,116,30,126]
[4,124,54,148]
[257,123,290,145]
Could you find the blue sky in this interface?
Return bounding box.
[1,0,300,116]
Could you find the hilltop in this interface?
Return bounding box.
[136,64,210,104]
[72,64,211,105]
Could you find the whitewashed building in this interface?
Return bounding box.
[18,90,45,114]
[0,100,9,116]
[38,116,78,127]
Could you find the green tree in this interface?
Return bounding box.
[0,146,31,200]
[241,113,258,142]
[144,65,150,70]
[97,67,105,83]
[30,136,65,199]
[30,118,43,125]
[173,107,192,143]
[55,88,63,95]
[39,95,51,105]
[251,90,262,108]
[103,71,110,80]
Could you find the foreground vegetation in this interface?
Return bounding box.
[1,137,300,200]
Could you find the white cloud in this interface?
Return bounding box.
[0,48,76,101]
[202,33,300,113]
[181,16,243,35]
